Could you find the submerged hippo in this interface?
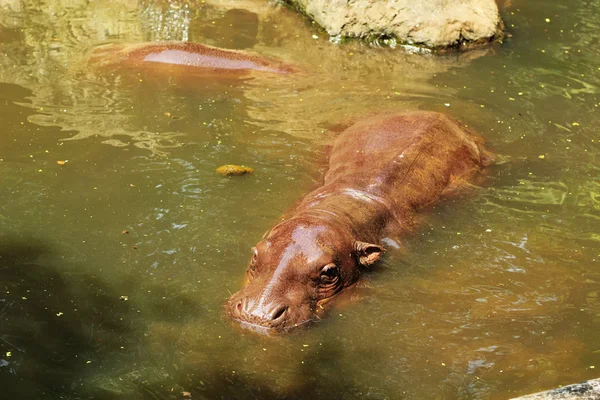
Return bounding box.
[89,41,297,75]
[228,111,490,334]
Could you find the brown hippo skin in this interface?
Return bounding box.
[228,111,489,334]
[89,42,297,75]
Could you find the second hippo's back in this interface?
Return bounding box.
[90,42,298,75]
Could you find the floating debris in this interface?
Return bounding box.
[216,165,254,176]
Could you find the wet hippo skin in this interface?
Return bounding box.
[228,111,490,334]
[90,41,297,75]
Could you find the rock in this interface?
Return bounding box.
[282,0,504,49]
[216,165,254,176]
[511,378,600,400]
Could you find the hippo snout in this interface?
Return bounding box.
[233,298,289,324]
[230,296,290,329]
[227,291,313,334]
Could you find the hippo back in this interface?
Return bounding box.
[324,111,487,211]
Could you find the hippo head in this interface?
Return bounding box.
[227,216,384,334]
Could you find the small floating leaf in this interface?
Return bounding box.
[216,165,254,176]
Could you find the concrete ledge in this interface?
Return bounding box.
[512,378,600,400]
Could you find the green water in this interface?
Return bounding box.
[0,0,599,399]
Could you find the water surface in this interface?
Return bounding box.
[0,0,599,399]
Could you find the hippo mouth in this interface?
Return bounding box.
[230,317,315,336]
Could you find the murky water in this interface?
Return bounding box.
[0,0,599,399]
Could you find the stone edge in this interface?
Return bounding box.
[511,378,600,400]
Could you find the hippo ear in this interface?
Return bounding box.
[355,241,385,266]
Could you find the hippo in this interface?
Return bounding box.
[89,41,297,76]
[228,111,490,334]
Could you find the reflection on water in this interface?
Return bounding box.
[0,0,599,399]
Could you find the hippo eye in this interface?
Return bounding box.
[319,263,339,285]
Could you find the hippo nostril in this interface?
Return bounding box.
[270,305,288,321]
[233,298,247,318]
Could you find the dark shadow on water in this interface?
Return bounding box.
[190,8,260,50]
[0,234,142,399]
[126,342,365,400]
[0,234,384,400]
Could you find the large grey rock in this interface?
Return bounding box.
[282,0,503,49]
[512,378,600,400]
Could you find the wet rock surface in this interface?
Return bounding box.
[512,379,600,400]
[282,0,503,49]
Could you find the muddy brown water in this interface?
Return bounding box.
[0,0,599,399]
